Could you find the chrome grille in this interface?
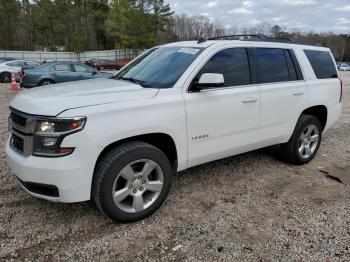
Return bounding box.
[11,133,24,152]
[9,108,36,157]
[10,112,27,127]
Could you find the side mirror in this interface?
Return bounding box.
[192,73,224,92]
[92,69,97,75]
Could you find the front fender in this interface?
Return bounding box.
[58,96,188,171]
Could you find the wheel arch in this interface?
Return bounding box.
[39,78,55,85]
[94,133,179,175]
[301,105,328,130]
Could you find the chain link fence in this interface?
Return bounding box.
[0,49,145,63]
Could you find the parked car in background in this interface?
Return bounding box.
[85,58,98,67]
[9,59,40,69]
[21,61,113,88]
[85,59,128,70]
[0,60,41,83]
[116,59,131,68]
[0,57,16,63]
[338,63,350,71]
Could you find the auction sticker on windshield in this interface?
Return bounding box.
[177,48,200,55]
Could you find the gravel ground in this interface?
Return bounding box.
[1,73,350,262]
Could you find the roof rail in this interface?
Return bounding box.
[198,34,321,46]
[207,34,264,41]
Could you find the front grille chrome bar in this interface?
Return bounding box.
[9,107,37,157]
[11,129,34,156]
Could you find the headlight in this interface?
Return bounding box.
[33,117,86,157]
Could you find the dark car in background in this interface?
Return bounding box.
[85,59,129,70]
[21,61,113,88]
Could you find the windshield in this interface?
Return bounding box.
[115,46,204,89]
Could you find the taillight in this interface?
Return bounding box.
[339,78,343,103]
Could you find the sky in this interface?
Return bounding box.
[165,0,350,34]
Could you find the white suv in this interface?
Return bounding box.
[6,36,342,222]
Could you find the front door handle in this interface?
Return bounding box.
[242,97,258,103]
[293,90,304,96]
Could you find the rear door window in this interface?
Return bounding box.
[8,61,26,67]
[74,64,92,73]
[197,48,251,87]
[287,49,304,80]
[25,61,40,68]
[252,48,290,84]
[304,50,338,79]
[285,50,298,81]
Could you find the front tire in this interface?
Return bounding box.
[282,114,322,165]
[92,142,172,223]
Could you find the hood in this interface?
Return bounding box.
[10,78,159,116]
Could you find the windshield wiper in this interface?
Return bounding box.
[120,77,153,88]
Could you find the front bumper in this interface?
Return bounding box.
[5,137,94,203]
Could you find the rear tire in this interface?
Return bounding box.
[282,114,322,165]
[92,142,172,223]
[98,66,104,70]
[39,79,55,86]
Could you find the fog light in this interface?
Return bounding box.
[42,137,57,147]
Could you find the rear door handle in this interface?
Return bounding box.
[242,97,258,103]
[293,91,304,96]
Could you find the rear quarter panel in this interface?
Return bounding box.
[295,46,341,128]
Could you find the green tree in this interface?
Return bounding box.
[148,0,173,37]
[0,0,21,50]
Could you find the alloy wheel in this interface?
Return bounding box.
[112,159,164,213]
[2,72,11,83]
[298,124,319,159]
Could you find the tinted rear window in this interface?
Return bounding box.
[304,50,338,79]
[252,48,290,84]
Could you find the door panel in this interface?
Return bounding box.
[52,64,75,82]
[185,86,260,167]
[251,47,307,143]
[72,64,94,80]
[184,47,261,167]
[259,81,307,142]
